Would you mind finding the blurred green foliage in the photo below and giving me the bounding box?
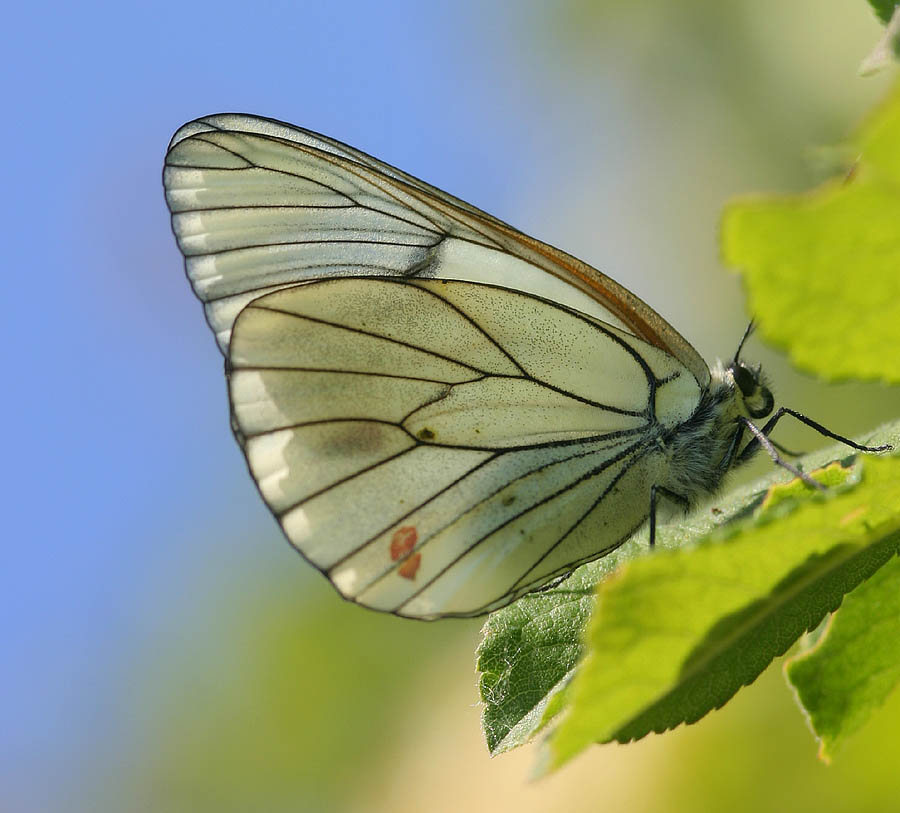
[722,82,900,384]
[131,575,474,812]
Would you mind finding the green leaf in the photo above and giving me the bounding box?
[868,0,899,25]
[721,81,900,385]
[785,550,900,761]
[476,568,594,755]
[541,450,900,774]
[478,422,900,760]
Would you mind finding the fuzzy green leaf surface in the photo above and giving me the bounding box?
[721,82,900,384]
[786,550,900,761]
[477,567,595,755]
[479,423,900,759]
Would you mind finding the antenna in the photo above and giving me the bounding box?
[733,320,756,363]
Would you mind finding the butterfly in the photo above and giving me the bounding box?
[163,114,889,620]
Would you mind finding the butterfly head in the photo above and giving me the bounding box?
[727,321,774,419]
[728,359,774,419]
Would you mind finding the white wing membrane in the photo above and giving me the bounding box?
[227,277,694,617]
[164,113,709,388]
[163,114,709,618]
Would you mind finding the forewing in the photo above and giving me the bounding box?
[227,277,697,618]
[164,113,708,386]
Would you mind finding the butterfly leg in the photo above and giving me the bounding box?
[768,438,805,457]
[738,416,826,490]
[741,407,891,459]
[737,408,891,486]
[648,485,690,548]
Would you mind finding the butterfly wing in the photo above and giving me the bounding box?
[164,113,709,389]
[163,114,708,618]
[229,277,701,618]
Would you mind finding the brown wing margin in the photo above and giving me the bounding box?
[459,222,711,389]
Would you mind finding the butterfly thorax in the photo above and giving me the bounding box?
[658,358,773,506]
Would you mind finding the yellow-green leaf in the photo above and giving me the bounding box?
[722,81,900,384]
[541,451,900,774]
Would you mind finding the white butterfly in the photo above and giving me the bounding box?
[163,114,888,619]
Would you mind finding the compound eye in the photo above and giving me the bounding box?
[748,385,775,419]
[732,363,756,396]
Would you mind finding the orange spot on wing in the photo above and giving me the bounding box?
[390,526,421,580]
[390,526,418,560]
[398,552,422,580]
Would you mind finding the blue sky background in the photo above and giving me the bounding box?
[4,2,897,811]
